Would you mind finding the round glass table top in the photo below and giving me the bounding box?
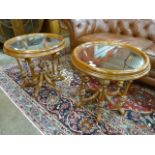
[3,33,66,58]
[78,43,144,70]
[71,41,150,80]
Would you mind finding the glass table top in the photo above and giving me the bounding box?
[7,33,64,52]
[77,43,145,70]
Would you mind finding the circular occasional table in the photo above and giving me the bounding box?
[71,41,150,120]
[3,33,66,97]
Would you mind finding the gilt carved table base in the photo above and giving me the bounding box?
[76,73,132,122]
[17,53,64,98]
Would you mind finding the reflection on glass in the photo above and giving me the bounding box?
[9,34,61,51]
[94,45,115,58]
[78,44,144,70]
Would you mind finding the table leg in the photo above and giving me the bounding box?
[20,58,38,88]
[16,58,26,77]
[34,72,43,98]
[51,54,56,80]
[44,73,60,93]
[33,60,61,98]
[76,73,86,108]
[117,80,132,115]
[77,74,100,107]
[25,58,36,79]
[96,80,110,121]
[56,52,64,81]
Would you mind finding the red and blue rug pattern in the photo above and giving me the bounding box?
[0,60,155,135]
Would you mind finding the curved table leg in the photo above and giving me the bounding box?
[118,80,132,115]
[16,58,26,77]
[34,73,43,98]
[96,80,110,122]
[76,73,101,108]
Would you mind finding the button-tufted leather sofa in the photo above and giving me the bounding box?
[62,19,155,88]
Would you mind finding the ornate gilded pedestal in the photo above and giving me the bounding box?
[3,33,66,97]
[71,41,150,121]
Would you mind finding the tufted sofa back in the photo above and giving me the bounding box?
[63,19,155,48]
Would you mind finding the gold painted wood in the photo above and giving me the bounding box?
[71,41,150,81]
[3,33,66,58]
[3,33,66,98]
[71,41,151,120]
[16,58,25,77]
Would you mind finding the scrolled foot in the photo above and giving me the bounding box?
[96,113,102,122]
[76,102,82,108]
[118,108,125,115]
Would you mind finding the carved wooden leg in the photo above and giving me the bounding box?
[44,73,60,93]
[76,73,86,108]
[117,80,132,115]
[56,52,64,81]
[51,54,56,80]
[96,80,110,122]
[34,73,43,98]
[26,58,35,79]
[21,58,38,88]
[16,58,26,77]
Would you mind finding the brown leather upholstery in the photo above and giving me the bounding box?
[77,33,153,50]
[63,19,155,88]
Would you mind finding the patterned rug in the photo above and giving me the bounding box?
[0,56,155,135]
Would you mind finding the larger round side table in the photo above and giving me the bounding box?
[71,41,150,120]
